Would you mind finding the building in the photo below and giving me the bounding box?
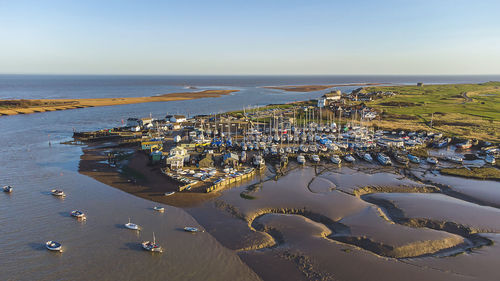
[126,118,140,127]
[323,90,341,101]
[222,152,239,167]
[165,114,187,123]
[140,118,154,127]
[317,98,326,108]
[141,140,163,152]
[198,153,214,168]
[165,146,188,169]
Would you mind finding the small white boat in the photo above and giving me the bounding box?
[184,226,203,233]
[2,185,13,193]
[51,189,66,197]
[446,155,463,164]
[344,154,356,163]
[46,241,62,252]
[142,232,163,253]
[164,191,175,196]
[485,154,496,165]
[153,206,165,212]
[330,155,341,164]
[71,210,86,220]
[125,218,140,230]
[311,155,320,163]
[297,155,306,165]
[427,157,439,165]
[363,153,373,162]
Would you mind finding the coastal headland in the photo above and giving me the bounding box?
[0,89,238,116]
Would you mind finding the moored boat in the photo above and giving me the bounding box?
[485,154,496,165]
[363,153,373,162]
[407,154,421,164]
[71,210,86,220]
[46,241,62,252]
[164,191,175,196]
[2,185,13,193]
[125,218,140,230]
[153,206,165,212]
[377,153,392,166]
[344,154,355,163]
[330,155,341,165]
[311,154,320,163]
[426,157,439,165]
[51,189,66,197]
[142,232,163,253]
[184,226,203,233]
[297,155,306,165]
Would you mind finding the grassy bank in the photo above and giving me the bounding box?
[362,82,500,142]
[440,167,500,181]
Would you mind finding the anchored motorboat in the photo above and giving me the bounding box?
[46,241,62,252]
[184,227,203,233]
[142,232,163,253]
[51,189,66,197]
[153,206,165,212]
[71,210,86,220]
[2,185,13,193]
[125,218,140,230]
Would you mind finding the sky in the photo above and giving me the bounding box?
[1,0,499,75]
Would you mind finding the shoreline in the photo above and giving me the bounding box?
[0,89,238,116]
[262,83,385,92]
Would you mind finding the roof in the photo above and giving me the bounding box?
[223,152,239,160]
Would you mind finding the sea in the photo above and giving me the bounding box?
[0,75,499,281]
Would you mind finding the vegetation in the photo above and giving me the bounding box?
[440,167,500,181]
[362,82,500,142]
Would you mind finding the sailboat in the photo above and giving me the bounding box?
[125,218,140,230]
[142,232,163,252]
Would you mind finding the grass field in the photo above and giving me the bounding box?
[362,82,500,142]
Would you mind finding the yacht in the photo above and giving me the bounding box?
[297,155,306,165]
[311,155,320,163]
[377,153,392,166]
[344,154,356,163]
[330,155,341,165]
[142,232,163,253]
[363,153,373,162]
[125,218,140,230]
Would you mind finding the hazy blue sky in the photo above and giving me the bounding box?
[1,0,499,75]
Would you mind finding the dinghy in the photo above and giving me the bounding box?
[51,189,66,197]
[46,241,62,252]
[153,206,165,212]
[71,210,86,220]
[184,227,203,233]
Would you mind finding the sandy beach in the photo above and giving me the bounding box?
[263,83,384,92]
[0,89,238,116]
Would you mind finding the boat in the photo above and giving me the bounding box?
[297,155,306,165]
[253,155,265,167]
[153,206,165,212]
[142,232,163,253]
[485,154,496,165]
[164,191,175,196]
[426,157,439,165]
[184,227,203,233]
[71,210,86,220]
[363,153,373,162]
[45,241,62,252]
[446,155,463,164]
[2,185,13,193]
[330,155,341,164]
[407,154,421,164]
[456,140,472,150]
[125,218,140,230]
[311,155,320,163]
[51,189,66,197]
[344,154,355,163]
[394,154,409,165]
[377,153,392,166]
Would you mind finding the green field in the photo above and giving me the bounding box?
[362,82,500,142]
